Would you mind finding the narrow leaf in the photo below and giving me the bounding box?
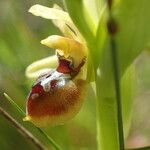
[4,93,62,150]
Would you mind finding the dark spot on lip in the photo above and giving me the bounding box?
[50,80,58,90]
[46,74,52,78]
[45,70,55,78]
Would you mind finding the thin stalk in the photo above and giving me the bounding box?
[107,0,125,149]
[36,128,62,150]
[0,107,47,150]
[110,37,125,150]
[4,93,62,150]
[4,93,25,115]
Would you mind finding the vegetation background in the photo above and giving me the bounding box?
[0,0,149,150]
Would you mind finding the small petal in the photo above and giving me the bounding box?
[26,55,58,79]
[41,35,87,68]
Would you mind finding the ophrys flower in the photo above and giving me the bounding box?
[24,4,88,127]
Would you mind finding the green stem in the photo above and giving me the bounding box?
[95,37,121,150]
[95,48,136,150]
[110,37,125,150]
[95,18,124,149]
[106,0,125,149]
[95,78,120,150]
[95,16,124,150]
[4,93,62,150]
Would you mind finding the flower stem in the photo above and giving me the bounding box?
[107,0,125,149]
[110,36,125,150]
[95,2,125,150]
[4,93,62,150]
[0,107,47,150]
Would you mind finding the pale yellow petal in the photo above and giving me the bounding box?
[29,4,70,21]
[28,4,81,40]
[29,5,72,28]
[26,55,58,79]
[52,4,78,40]
[53,19,78,40]
[41,35,87,68]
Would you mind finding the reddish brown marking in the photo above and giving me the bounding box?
[27,80,86,117]
[57,58,85,77]
[56,59,73,74]
[27,83,45,114]
[32,84,43,94]
[26,53,86,118]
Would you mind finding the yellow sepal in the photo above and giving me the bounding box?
[41,35,87,68]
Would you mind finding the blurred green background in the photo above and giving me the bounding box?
[0,0,149,150]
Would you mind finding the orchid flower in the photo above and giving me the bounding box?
[24,4,88,127]
[23,1,150,150]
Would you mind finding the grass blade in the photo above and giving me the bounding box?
[0,107,47,150]
[4,93,62,150]
[4,93,25,115]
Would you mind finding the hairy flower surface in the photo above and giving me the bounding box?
[24,4,88,127]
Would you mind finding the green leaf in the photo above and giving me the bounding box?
[115,0,150,74]
[4,93,25,116]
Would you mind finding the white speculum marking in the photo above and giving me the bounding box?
[40,70,71,92]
